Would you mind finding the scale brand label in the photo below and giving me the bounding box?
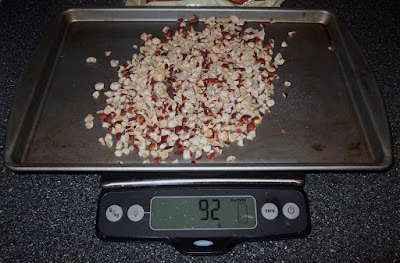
[193,240,214,247]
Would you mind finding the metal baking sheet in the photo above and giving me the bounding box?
[4,8,392,172]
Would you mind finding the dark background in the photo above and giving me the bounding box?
[0,0,399,262]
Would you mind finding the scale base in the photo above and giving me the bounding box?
[97,172,309,255]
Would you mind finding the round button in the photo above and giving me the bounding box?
[261,203,279,220]
[127,204,145,222]
[105,205,123,222]
[282,202,300,219]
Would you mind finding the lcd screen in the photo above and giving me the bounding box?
[150,196,257,230]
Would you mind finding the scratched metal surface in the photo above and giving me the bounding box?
[4,9,392,171]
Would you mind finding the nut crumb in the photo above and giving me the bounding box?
[85,121,94,129]
[226,156,236,162]
[110,82,120,90]
[84,114,94,122]
[288,31,296,37]
[284,81,291,87]
[105,51,112,57]
[183,150,191,160]
[266,99,275,107]
[95,82,104,91]
[92,91,100,99]
[110,59,119,67]
[281,41,288,48]
[86,57,97,63]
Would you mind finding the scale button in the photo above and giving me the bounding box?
[282,202,300,219]
[105,205,123,222]
[127,204,145,222]
[261,203,279,220]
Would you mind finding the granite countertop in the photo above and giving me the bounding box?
[0,0,399,262]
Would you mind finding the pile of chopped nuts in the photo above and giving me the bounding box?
[85,15,287,164]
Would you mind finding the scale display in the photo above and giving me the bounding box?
[150,196,257,230]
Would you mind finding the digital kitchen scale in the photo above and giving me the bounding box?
[4,8,392,257]
[96,172,310,255]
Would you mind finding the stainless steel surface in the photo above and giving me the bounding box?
[102,178,304,188]
[4,8,392,172]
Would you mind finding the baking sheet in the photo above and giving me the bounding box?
[4,8,392,171]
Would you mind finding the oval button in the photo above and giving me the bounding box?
[193,240,214,247]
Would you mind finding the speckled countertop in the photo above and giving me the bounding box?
[0,0,399,262]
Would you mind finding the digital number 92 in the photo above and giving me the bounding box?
[199,199,220,220]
